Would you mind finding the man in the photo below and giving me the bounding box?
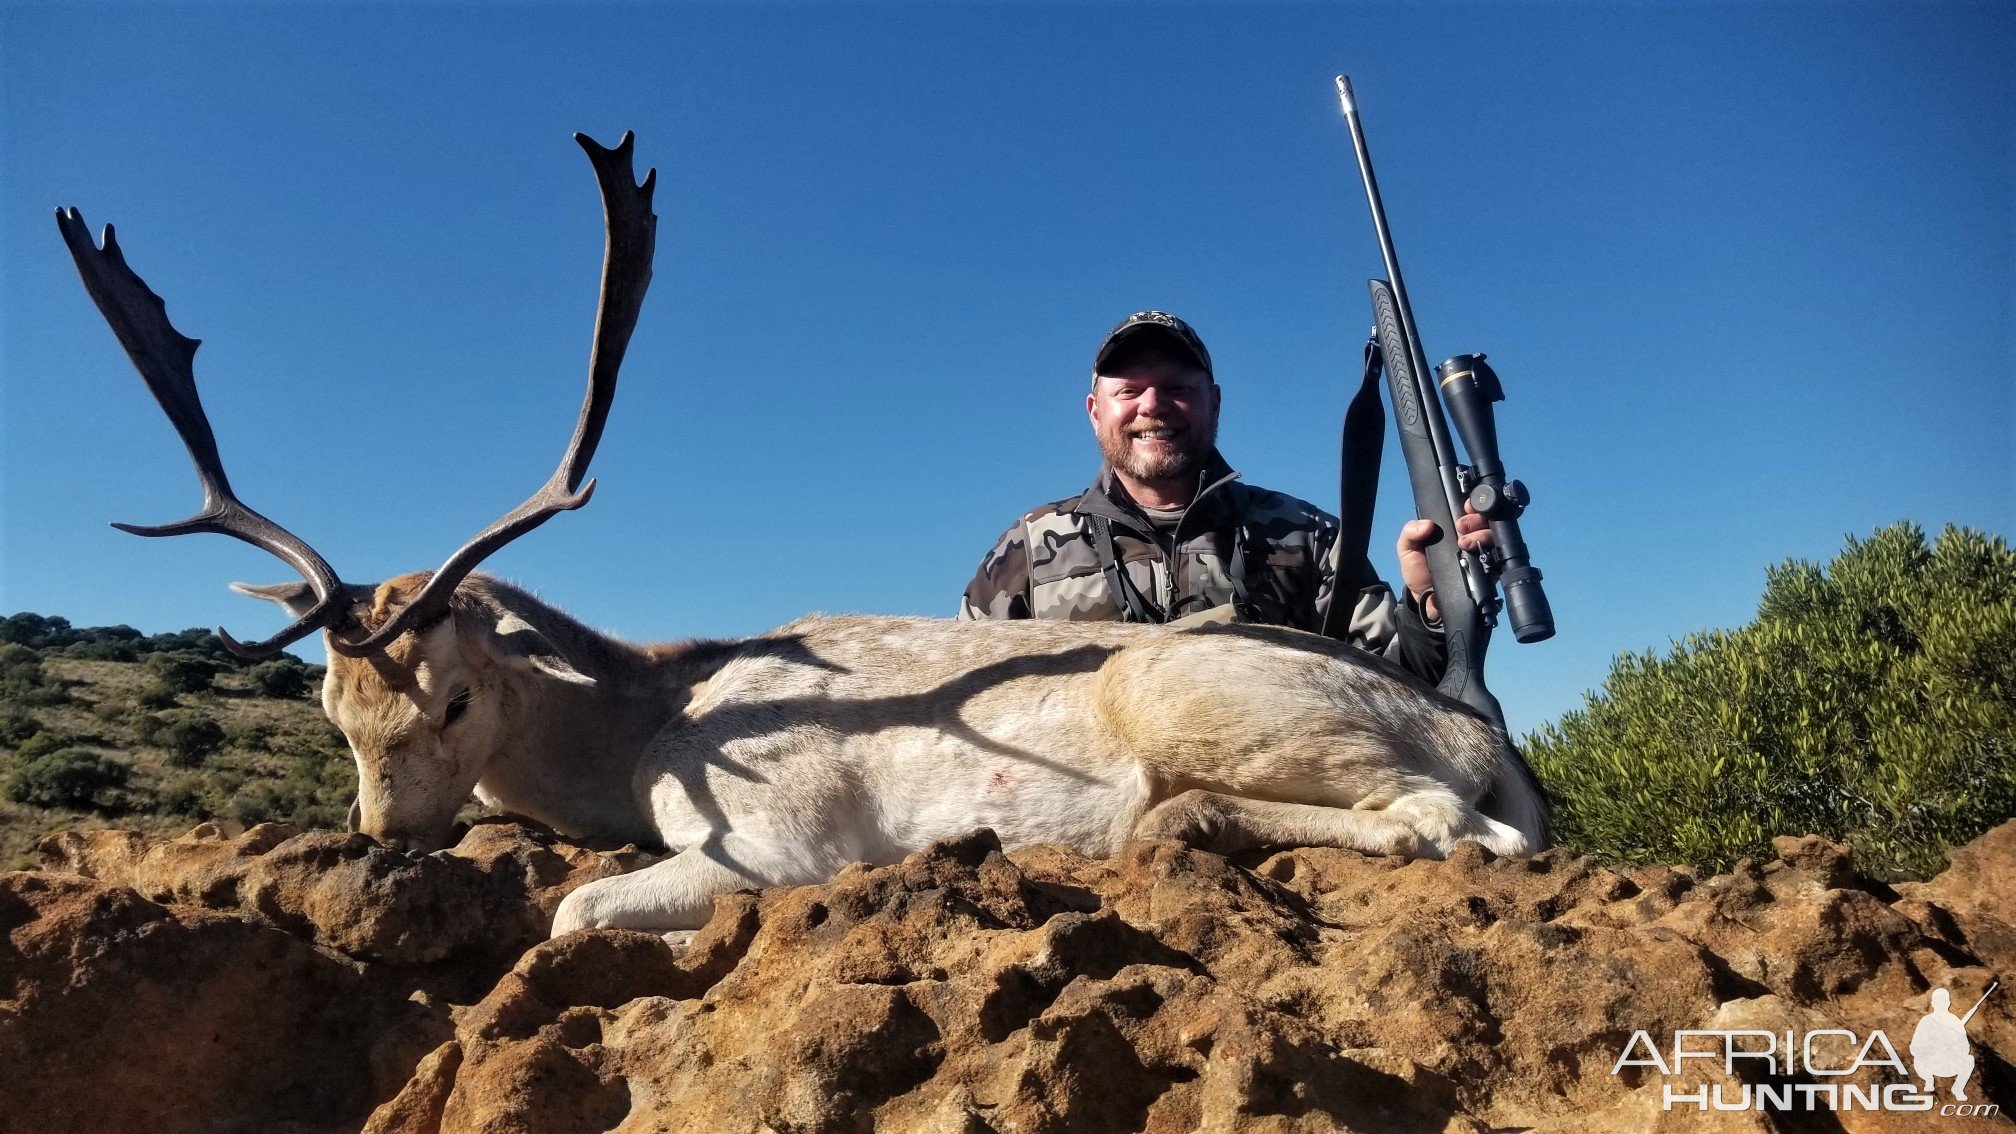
[958,310,1489,686]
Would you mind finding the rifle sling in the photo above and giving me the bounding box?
[1321,337,1388,639]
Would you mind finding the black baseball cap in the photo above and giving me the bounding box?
[1093,310,1214,379]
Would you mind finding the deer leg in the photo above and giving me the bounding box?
[1133,788,1504,859]
[551,839,777,936]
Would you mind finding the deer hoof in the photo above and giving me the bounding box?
[1134,790,1231,849]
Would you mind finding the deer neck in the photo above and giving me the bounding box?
[471,628,692,849]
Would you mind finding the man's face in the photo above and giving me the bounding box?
[1087,349,1220,484]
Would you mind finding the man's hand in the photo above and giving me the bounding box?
[1397,504,1492,624]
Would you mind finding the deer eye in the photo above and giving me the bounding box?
[443,688,473,727]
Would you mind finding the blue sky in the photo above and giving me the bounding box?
[3,2,2010,737]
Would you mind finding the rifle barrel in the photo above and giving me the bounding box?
[1961,982,1998,1025]
[1335,77,1433,404]
[1336,76,1486,609]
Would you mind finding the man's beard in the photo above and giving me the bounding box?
[1099,417,1216,483]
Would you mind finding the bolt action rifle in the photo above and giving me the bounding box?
[1325,76,1554,731]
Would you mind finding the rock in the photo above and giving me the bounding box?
[0,870,398,1133]
[7,818,650,1134]
[35,818,634,967]
[1769,833,1862,890]
[1897,820,2016,976]
[7,819,2016,1133]
[363,1041,463,1134]
[359,826,2016,1133]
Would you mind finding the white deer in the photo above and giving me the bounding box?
[60,133,1548,937]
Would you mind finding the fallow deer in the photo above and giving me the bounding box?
[59,133,1548,936]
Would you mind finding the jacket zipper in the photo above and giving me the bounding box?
[1158,469,1241,617]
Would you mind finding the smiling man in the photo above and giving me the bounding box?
[959,310,1486,685]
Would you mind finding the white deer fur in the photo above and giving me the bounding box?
[239,572,1547,936]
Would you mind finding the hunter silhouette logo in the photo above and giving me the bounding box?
[1611,982,2000,1117]
[1911,983,1996,1103]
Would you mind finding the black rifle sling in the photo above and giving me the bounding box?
[1320,337,1390,639]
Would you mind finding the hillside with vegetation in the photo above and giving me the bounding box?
[0,613,354,869]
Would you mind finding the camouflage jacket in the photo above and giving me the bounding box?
[958,452,1449,685]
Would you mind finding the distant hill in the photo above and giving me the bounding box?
[0,612,355,869]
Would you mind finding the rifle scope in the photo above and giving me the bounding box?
[1436,353,1553,643]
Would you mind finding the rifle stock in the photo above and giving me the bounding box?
[1369,281,1500,722]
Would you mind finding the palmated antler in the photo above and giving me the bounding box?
[59,131,658,659]
[331,133,657,656]
[56,208,351,657]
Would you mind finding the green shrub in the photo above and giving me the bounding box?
[59,639,139,662]
[14,731,69,761]
[141,627,246,667]
[226,785,277,827]
[248,659,311,700]
[0,614,70,649]
[0,643,43,684]
[0,707,39,745]
[5,748,129,811]
[137,685,179,710]
[227,773,347,830]
[1528,523,2016,880]
[146,651,220,695]
[0,643,63,705]
[225,720,275,751]
[157,774,212,819]
[155,710,226,768]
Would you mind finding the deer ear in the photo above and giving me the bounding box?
[231,581,321,618]
[488,611,597,687]
[231,581,376,620]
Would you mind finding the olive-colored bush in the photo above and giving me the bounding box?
[226,774,348,830]
[0,643,43,685]
[5,748,130,812]
[57,638,139,662]
[154,711,227,768]
[224,719,275,751]
[1528,522,2015,880]
[13,731,71,762]
[0,643,64,705]
[247,659,311,700]
[145,651,220,695]
[136,686,179,710]
[0,708,40,745]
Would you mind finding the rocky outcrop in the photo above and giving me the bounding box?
[3,819,654,1132]
[35,819,649,969]
[3,819,2012,1133]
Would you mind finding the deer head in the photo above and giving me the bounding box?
[235,574,596,850]
[60,133,656,851]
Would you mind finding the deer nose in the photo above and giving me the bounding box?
[370,830,421,854]
[366,824,453,856]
